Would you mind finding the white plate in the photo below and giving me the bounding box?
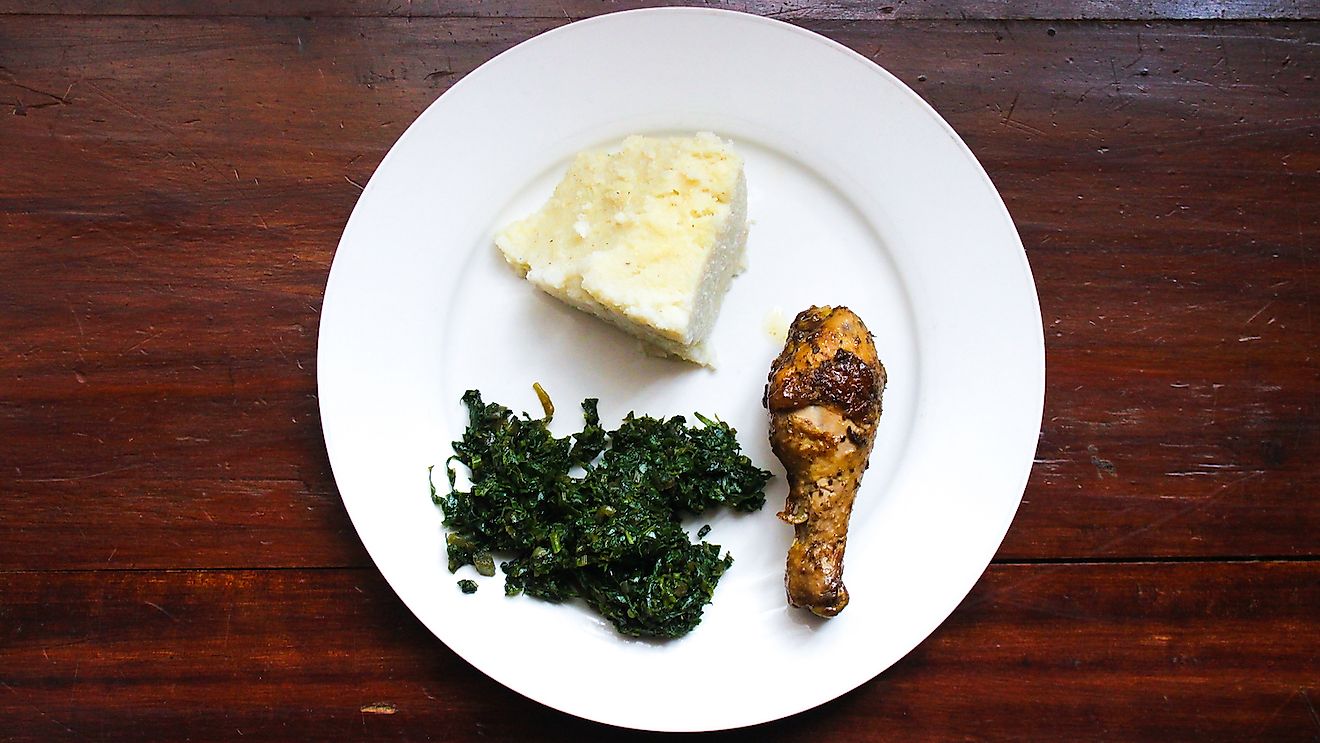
[318,8,1043,732]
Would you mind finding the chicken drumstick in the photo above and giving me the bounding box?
[764,306,886,617]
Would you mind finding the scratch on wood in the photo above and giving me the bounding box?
[1245,301,1273,325]
[15,463,146,483]
[999,92,1046,136]
[0,71,73,104]
[1253,687,1320,740]
[86,80,228,178]
[0,679,78,734]
[1004,117,1047,136]
[1100,470,1265,554]
[123,330,163,354]
[144,601,178,622]
[360,703,397,715]
[270,333,291,364]
[1302,687,1320,734]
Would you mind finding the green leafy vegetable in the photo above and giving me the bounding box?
[433,388,771,638]
[457,579,478,594]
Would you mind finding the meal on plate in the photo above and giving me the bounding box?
[495,132,749,365]
[765,306,886,617]
[432,388,771,638]
[454,133,884,626]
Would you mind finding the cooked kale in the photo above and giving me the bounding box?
[457,579,478,594]
[433,388,771,638]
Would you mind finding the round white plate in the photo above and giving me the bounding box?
[318,8,1043,732]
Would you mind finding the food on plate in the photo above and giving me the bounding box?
[433,388,771,638]
[764,306,886,617]
[495,132,749,365]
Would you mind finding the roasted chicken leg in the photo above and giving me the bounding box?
[764,306,885,617]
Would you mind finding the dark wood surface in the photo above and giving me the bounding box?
[2,2,1317,739]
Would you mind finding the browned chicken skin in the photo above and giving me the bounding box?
[764,306,886,617]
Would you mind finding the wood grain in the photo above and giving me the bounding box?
[1,4,1317,738]
[1,562,1316,741]
[1,1,1316,20]
[1,481,367,571]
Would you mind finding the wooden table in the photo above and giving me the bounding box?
[2,1,1317,739]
